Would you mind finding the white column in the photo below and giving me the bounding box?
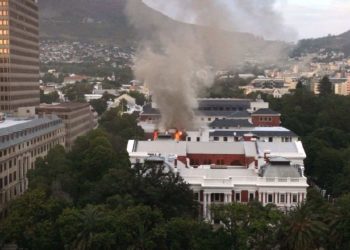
[274,193,277,205]
[203,193,207,219]
[207,193,212,221]
[224,193,228,203]
[227,193,232,203]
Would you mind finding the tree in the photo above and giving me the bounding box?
[58,205,115,250]
[328,194,350,249]
[318,75,333,96]
[279,204,328,250]
[62,82,93,102]
[0,189,67,250]
[211,201,283,250]
[90,98,107,115]
[40,90,59,104]
[28,145,75,201]
[129,91,146,106]
[296,80,303,89]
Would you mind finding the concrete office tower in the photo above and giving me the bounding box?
[0,0,39,112]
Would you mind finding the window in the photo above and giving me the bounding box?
[196,137,200,142]
[214,193,220,201]
[208,118,212,121]
[249,193,254,201]
[235,193,240,202]
[268,137,273,142]
[187,137,191,141]
[223,137,228,142]
[194,193,199,201]
[280,194,285,203]
[292,194,298,203]
[213,137,219,141]
[268,194,273,203]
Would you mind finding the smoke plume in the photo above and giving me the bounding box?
[125,0,294,129]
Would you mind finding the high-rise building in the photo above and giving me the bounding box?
[0,0,39,113]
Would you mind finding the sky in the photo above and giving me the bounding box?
[142,0,350,41]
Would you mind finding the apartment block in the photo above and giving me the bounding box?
[0,113,65,212]
[36,102,96,150]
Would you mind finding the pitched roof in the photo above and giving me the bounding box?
[252,108,280,116]
[209,119,253,128]
[209,128,297,137]
[262,164,301,178]
[197,98,251,109]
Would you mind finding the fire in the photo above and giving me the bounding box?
[174,130,183,142]
[153,130,158,140]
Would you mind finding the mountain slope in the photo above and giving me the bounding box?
[291,30,350,57]
[38,0,291,64]
[39,0,134,44]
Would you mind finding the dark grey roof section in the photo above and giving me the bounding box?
[142,104,160,115]
[269,157,291,165]
[261,164,302,178]
[209,119,253,128]
[196,110,251,117]
[252,108,280,115]
[230,111,251,118]
[209,130,297,137]
[198,98,251,109]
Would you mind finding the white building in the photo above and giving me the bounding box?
[127,139,308,219]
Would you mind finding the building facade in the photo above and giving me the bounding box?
[36,102,96,150]
[0,114,65,213]
[0,0,40,112]
[127,139,308,219]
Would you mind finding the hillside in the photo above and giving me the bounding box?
[291,30,350,58]
[39,0,134,45]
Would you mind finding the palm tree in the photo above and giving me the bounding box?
[279,204,328,250]
[72,205,105,250]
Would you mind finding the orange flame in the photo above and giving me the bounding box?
[174,130,183,142]
[153,130,158,140]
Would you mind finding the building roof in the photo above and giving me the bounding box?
[209,127,297,137]
[252,108,280,116]
[262,164,301,178]
[0,115,64,150]
[187,142,245,155]
[195,110,251,118]
[197,98,251,109]
[37,102,90,112]
[133,140,187,156]
[128,140,257,157]
[209,119,253,128]
[257,141,306,158]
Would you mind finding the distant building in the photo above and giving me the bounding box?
[139,98,270,135]
[333,77,350,96]
[84,94,103,102]
[0,114,65,213]
[36,103,96,150]
[63,75,88,85]
[0,0,40,112]
[251,108,281,127]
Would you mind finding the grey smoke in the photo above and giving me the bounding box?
[125,0,294,129]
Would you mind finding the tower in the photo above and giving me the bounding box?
[0,0,39,113]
